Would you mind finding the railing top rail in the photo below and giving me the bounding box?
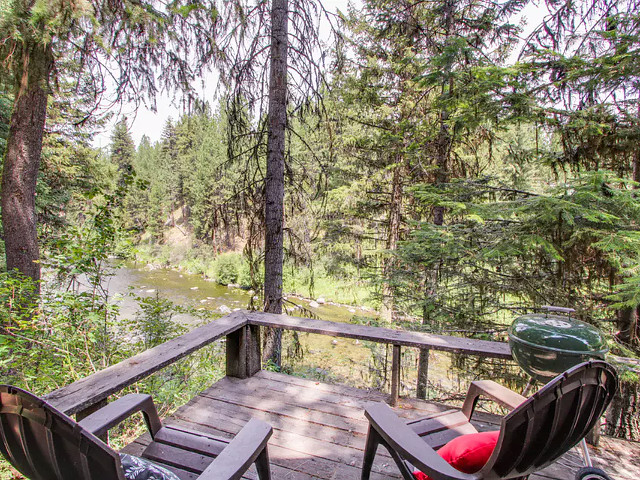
[246,312,512,359]
[45,311,247,415]
[45,310,513,416]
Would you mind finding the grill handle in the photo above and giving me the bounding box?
[541,305,576,314]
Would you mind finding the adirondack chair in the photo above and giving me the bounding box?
[0,385,272,480]
[361,360,618,480]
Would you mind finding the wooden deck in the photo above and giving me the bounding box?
[122,371,640,480]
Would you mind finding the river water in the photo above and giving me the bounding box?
[106,261,373,325]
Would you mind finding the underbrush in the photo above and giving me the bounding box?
[133,244,253,286]
[283,265,373,307]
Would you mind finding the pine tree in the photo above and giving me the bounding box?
[0,0,220,285]
[214,0,337,365]
[336,0,527,396]
[516,0,640,347]
[110,117,135,173]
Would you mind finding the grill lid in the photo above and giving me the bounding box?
[508,313,608,355]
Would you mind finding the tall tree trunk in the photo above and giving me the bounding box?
[417,0,454,398]
[606,365,640,441]
[2,41,52,293]
[263,0,288,366]
[381,154,404,323]
[617,306,638,347]
[418,107,452,398]
[416,268,432,399]
[417,138,450,397]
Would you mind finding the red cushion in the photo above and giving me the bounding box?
[413,430,499,480]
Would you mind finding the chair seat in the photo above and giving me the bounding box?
[142,425,235,478]
[408,409,479,450]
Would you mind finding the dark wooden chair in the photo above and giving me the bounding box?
[361,360,618,480]
[0,385,273,480]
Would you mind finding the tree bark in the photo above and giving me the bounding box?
[606,371,640,441]
[633,147,640,185]
[418,0,454,398]
[616,306,638,347]
[381,154,404,323]
[416,285,430,398]
[615,149,640,347]
[418,113,451,397]
[262,0,288,366]
[2,41,52,291]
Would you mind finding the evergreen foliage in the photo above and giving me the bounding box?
[0,0,222,285]
[3,1,640,464]
[111,117,136,172]
[98,0,640,355]
[394,172,640,334]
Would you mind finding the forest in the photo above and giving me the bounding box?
[1,0,640,474]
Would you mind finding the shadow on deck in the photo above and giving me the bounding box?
[122,371,640,480]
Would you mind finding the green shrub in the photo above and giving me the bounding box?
[181,256,207,274]
[133,292,187,348]
[212,252,243,285]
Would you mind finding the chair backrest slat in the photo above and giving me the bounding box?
[17,408,44,479]
[44,428,65,480]
[530,384,564,467]
[517,400,554,472]
[482,360,617,479]
[1,398,39,479]
[506,407,536,475]
[0,385,125,480]
[556,381,590,456]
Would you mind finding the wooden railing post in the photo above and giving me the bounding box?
[226,324,262,379]
[247,324,262,376]
[390,345,401,407]
[417,348,429,399]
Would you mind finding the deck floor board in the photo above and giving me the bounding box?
[125,371,639,480]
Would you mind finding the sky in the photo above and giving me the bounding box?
[92,76,215,149]
[92,0,548,151]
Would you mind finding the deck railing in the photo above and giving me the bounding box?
[246,312,512,406]
[45,310,513,419]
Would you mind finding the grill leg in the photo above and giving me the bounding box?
[521,378,536,396]
[578,438,593,467]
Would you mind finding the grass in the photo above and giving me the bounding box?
[283,265,374,307]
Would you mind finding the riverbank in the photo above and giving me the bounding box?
[131,241,378,311]
[111,259,381,329]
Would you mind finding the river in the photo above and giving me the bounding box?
[105,261,374,325]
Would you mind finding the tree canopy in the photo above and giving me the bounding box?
[1,0,640,445]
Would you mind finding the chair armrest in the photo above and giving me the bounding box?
[461,380,526,419]
[365,403,478,480]
[77,394,162,439]
[197,418,273,480]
